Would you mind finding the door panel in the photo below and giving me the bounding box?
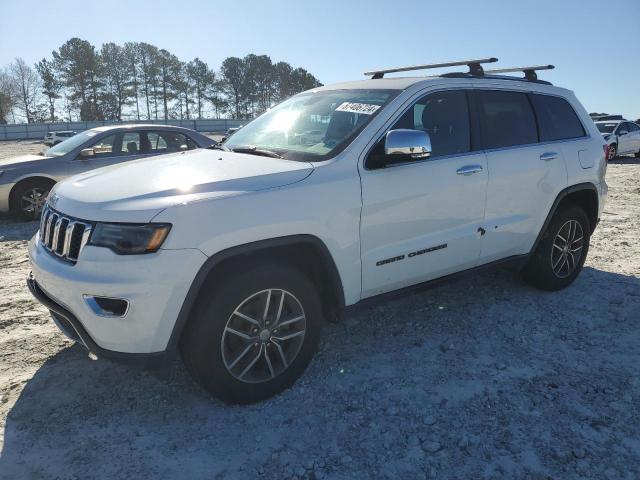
[360,153,488,297]
[480,144,566,261]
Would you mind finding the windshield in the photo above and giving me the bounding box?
[596,123,617,134]
[224,89,399,161]
[44,130,99,157]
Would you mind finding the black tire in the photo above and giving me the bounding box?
[608,143,617,161]
[10,178,53,221]
[635,148,640,159]
[181,263,324,404]
[521,205,590,291]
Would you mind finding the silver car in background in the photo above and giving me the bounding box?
[0,124,215,219]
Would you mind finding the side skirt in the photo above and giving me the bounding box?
[342,254,529,316]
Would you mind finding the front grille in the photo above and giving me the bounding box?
[39,205,92,263]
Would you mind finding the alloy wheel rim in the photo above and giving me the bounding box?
[21,188,49,218]
[551,220,584,278]
[609,145,616,160]
[221,288,306,383]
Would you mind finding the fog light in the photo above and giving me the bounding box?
[84,295,129,317]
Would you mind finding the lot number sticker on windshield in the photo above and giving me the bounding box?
[335,102,381,115]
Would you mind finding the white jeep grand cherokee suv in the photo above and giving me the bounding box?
[27,59,608,404]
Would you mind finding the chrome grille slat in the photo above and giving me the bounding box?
[51,217,63,252]
[62,222,75,257]
[38,205,93,264]
[44,213,54,245]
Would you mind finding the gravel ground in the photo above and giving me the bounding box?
[0,140,639,479]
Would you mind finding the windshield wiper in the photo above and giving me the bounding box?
[230,145,283,159]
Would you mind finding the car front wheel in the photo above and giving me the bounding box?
[608,143,617,161]
[181,263,324,404]
[10,179,52,220]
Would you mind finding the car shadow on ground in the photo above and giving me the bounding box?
[0,216,39,242]
[2,263,640,478]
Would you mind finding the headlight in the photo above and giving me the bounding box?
[89,223,171,255]
[604,134,611,141]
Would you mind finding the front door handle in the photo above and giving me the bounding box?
[540,152,558,161]
[456,164,483,176]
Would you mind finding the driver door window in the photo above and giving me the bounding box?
[394,90,471,157]
[367,90,471,168]
[90,134,117,157]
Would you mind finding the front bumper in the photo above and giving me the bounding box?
[28,233,207,356]
[27,274,172,366]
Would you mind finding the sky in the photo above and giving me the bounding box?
[2,0,639,119]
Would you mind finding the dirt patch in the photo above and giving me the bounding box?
[0,141,639,479]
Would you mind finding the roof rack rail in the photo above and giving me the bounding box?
[483,65,555,82]
[364,57,498,79]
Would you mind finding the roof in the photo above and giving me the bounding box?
[312,74,568,95]
[90,124,191,132]
[314,77,431,91]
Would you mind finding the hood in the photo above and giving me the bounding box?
[0,154,52,168]
[50,148,314,222]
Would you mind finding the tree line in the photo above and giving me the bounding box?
[0,37,322,124]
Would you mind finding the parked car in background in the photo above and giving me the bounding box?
[44,130,77,146]
[0,124,215,219]
[595,120,640,160]
[26,59,607,404]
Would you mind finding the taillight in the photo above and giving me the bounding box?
[603,144,610,161]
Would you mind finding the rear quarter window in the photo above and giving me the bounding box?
[530,94,585,141]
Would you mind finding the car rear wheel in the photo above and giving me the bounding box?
[181,263,324,404]
[10,179,52,220]
[521,205,590,291]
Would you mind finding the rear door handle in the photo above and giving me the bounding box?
[456,164,483,176]
[540,152,558,161]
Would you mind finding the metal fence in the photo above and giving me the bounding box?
[0,118,247,141]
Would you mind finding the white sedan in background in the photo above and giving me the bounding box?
[595,120,640,160]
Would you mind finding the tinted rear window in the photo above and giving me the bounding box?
[477,90,538,149]
[596,123,617,134]
[531,94,585,141]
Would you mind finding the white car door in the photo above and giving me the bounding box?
[476,90,569,262]
[359,89,488,298]
[626,122,640,153]
[616,123,633,154]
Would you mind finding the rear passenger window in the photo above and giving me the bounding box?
[477,90,538,149]
[147,131,194,153]
[531,94,585,141]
